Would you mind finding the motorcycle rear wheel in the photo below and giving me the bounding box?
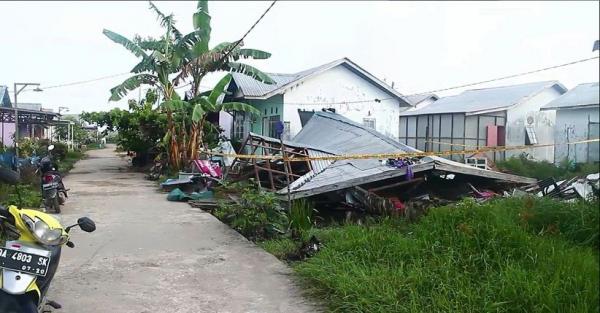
[53,197,61,214]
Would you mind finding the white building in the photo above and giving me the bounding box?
[398,81,568,163]
[541,82,599,164]
[222,58,412,141]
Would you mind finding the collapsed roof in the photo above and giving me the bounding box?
[275,112,535,199]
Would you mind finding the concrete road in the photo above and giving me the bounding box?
[50,145,316,313]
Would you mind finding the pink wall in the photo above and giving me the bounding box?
[1,122,15,147]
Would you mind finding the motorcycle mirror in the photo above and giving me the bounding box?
[77,217,96,233]
[48,145,55,151]
[0,167,21,185]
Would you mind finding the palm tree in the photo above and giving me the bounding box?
[104,0,273,169]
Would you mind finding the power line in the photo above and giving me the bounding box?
[406,56,599,97]
[214,0,277,71]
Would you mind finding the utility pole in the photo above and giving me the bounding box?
[13,82,41,161]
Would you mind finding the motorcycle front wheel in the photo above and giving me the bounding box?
[0,291,38,313]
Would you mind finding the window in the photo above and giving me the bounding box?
[525,126,538,145]
[268,115,281,138]
[363,118,376,129]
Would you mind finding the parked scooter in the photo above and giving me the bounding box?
[0,166,96,313]
[37,145,68,214]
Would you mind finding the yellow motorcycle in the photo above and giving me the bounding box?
[0,167,96,313]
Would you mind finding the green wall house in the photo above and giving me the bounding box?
[223,58,411,142]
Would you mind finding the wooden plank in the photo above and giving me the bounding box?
[255,164,302,178]
[368,177,424,193]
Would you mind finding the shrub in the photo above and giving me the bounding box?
[213,187,288,241]
[497,153,599,180]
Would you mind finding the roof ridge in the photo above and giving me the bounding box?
[466,80,558,92]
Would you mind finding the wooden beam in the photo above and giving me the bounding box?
[254,164,302,178]
[368,177,424,193]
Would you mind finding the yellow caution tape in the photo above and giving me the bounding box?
[207,138,600,162]
[425,140,479,148]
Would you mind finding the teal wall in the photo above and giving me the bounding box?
[248,95,284,136]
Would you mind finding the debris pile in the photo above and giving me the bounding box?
[515,173,599,201]
[223,112,536,218]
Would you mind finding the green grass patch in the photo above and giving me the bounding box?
[496,154,599,180]
[293,198,599,313]
[259,238,300,259]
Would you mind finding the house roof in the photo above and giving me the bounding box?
[231,57,411,106]
[405,93,438,106]
[16,103,42,111]
[280,112,535,199]
[400,81,567,116]
[0,86,11,107]
[541,82,599,111]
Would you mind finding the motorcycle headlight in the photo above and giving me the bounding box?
[21,215,67,246]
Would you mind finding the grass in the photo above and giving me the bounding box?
[1,149,86,209]
[259,238,300,259]
[496,154,599,180]
[57,150,84,173]
[285,197,599,313]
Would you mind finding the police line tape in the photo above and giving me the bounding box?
[206,138,600,162]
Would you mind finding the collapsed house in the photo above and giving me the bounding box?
[229,112,536,216]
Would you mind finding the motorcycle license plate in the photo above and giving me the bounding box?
[42,183,58,190]
[0,247,51,277]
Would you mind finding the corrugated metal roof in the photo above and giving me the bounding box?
[231,72,298,98]
[277,111,535,198]
[16,103,42,111]
[541,82,599,110]
[293,111,419,154]
[230,58,410,105]
[400,81,566,116]
[405,93,438,106]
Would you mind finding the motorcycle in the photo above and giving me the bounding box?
[0,166,96,313]
[37,146,68,214]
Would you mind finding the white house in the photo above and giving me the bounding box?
[541,82,599,163]
[222,58,412,141]
[399,81,567,163]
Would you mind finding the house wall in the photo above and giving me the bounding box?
[249,95,284,137]
[553,107,600,163]
[505,86,563,162]
[282,65,405,140]
[399,111,506,162]
[1,122,15,147]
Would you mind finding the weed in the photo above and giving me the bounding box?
[213,187,288,241]
[288,199,315,238]
[293,198,599,313]
[496,153,599,180]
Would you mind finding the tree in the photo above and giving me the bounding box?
[81,89,167,165]
[55,116,95,146]
[103,0,272,170]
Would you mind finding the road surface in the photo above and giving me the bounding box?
[50,145,316,313]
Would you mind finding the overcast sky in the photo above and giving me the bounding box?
[0,1,598,114]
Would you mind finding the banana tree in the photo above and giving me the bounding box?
[103,2,208,170]
[176,0,275,98]
[104,0,273,170]
[189,74,260,160]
